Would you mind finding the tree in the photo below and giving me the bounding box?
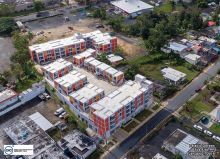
[0,17,15,34]
[107,16,124,32]
[33,0,44,12]
[0,4,15,16]
[11,63,24,81]
[217,69,220,75]
[124,65,139,80]
[11,32,31,67]
[93,8,106,20]
[96,54,109,64]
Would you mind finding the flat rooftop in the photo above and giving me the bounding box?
[168,42,188,52]
[161,67,186,82]
[111,0,154,14]
[73,48,95,60]
[185,54,201,61]
[58,130,96,156]
[34,144,68,159]
[4,115,64,159]
[69,84,104,104]
[55,70,87,88]
[42,58,73,74]
[29,36,85,53]
[0,88,17,104]
[163,129,209,158]
[82,30,115,45]
[91,80,150,119]
[107,54,123,63]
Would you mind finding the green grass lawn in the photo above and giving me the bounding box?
[181,89,216,121]
[15,77,42,93]
[155,3,173,13]
[135,109,153,122]
[210,123,220,136]
[123,120,139,133]
[173,65,199,81]
[128,52,199,82]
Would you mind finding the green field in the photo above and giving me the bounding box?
[210,123,220,136]
[128,52,199,82]
[181,89,216,121]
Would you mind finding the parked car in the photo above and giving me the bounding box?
[212,135,220,142]
[59,112,67,118]
[193,124,203,131]
[54,108,65,116]
[43,92,50,100]
[38,94,45,100]
[96,24,104,28]
[203,130,213,136]
[195,87,201,92]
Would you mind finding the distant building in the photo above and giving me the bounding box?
[0,82,45,116]
[110,0,154,18]
[161,67,186,85]
[162,129,211,159]
[4,115,67,159]
[57,130,96,159]
[168,42,188,54]
[0,88,19,111]
[107,54,123,66]
[90,74,153,138]
[29,30,117,64]
[152,153,168,159]
[42,58,73,81]
[184,54,201,65]
[173,0,192,3]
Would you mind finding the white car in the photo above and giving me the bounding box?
[54,108,65,116]
[212,135,220,142]
[203,130,212,136]
[43,92,50,100]
[38,94,45,100]
[59,112,66,118]
[193,124,203,131]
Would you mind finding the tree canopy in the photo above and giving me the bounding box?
[0,17,15,34]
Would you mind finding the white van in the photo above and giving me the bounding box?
[212,135,220,142]
[203,130,212,136]
[193,124,203,131]
[54,108,65,116]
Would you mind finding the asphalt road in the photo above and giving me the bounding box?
[103,59,220,159]
[103,109,171,159]
[166,60,220,111]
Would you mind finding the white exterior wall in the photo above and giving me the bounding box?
[0,82,45,116]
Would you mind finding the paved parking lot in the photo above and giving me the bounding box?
[0,98,60,149]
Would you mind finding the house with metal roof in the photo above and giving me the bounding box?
[162,129,211,159]
[111,0,154,18]
[161,67,186,85]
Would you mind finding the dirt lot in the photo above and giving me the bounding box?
[26,13,145,60]
[0,37,15,73]
[0,98,60,149]
[27,14,102,44]
[117,37,147,59]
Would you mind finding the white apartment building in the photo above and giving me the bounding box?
[90,74,153,138]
